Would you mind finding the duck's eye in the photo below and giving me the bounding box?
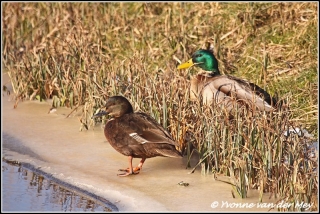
[195,54,203,58]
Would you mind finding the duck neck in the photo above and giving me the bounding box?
[208,68,221,77]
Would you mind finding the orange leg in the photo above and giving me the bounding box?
[118,157,146,176]
[137,158,146,170]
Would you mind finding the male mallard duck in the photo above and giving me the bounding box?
[92,96,182,176]
[177,49,278,112]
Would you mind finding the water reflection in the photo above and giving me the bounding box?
[2,161,112,212]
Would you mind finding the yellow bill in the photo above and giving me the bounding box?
[177,58,194,69]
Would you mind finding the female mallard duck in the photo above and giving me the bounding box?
[92,96,182,177]
[177,49,278,112]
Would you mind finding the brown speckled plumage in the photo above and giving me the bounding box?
[93,96,182,176]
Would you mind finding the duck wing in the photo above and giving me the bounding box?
[228,75,277,105]
[119,112,179,147]
[205,75,275,111]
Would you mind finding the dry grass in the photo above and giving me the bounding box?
[2,2,318,211]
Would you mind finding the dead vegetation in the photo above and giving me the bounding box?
[2,2,318,211]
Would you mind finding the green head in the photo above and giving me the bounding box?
[177,49,220,74]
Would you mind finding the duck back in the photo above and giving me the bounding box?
[190,73,277,111]
[104,113,182,159]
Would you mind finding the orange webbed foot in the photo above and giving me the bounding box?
[117,170,140,176]
[118,167,141,173]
